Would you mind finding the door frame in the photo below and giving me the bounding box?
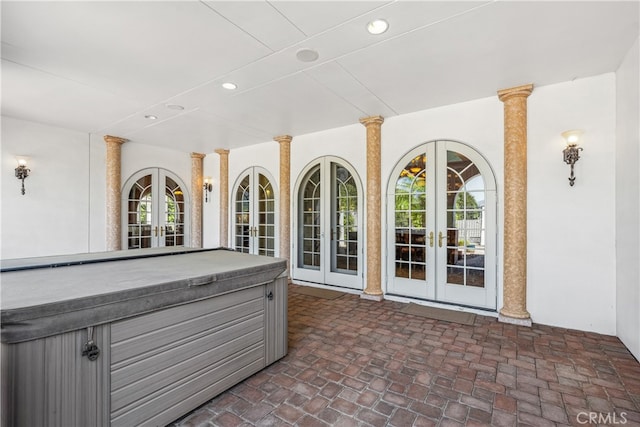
[385,140,498,310]
[121,167,190,249]
[230,166,279,257]
[292,156,364,289]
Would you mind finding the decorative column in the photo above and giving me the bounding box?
[215,149,230,248]
[190,153,206,248]
[498,83,534,326]
[104,135,128,251]
[274,135,292,276]
[360,116,385,300]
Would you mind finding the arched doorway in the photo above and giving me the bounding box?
[387,141,497,309]
[121,168,190,249]
[293,157,363,290]
[231,167,278,257]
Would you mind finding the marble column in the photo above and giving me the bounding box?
[190,153,206,248]
[360,116,385,300]
[104,135,128,251]
[215,149,230,248]
[274,135,292,276]
[497,83,534,326]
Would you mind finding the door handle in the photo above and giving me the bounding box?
[160,226,165,236]
[439,231,445,248]
[429,231,434,247]
[154,226,158,237]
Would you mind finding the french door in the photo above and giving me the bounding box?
[293,157,362,289]
[387,141,496,309]
[232,167,277,257]
[122,168,189,249]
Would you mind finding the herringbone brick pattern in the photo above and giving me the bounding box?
[172,284,640,426]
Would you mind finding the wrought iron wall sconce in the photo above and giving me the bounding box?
[562,130,583,187]
[203,177,213,202]
[14,157,30,195]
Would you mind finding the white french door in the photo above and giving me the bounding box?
[122,168,189,249]
[232,167,277,257]
[387,141,496,309]
[293,158,362,289]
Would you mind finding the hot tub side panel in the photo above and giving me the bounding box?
[2,326,111,427]
[110,285,268,427]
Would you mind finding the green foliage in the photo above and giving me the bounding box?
[455,192,480,220]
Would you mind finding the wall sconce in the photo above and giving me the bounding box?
[562,130,583,187]
[203,176,213,202]
[15,157,30,195]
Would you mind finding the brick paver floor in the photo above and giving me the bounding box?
[171,284,640,426]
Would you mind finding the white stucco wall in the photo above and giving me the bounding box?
[1,73,620,336]
[1,117,93,258]
[1,117,194,259]
[528,75,617,335]
[615,37,640,360]
[202,153,221,248]
[221,75,618,335]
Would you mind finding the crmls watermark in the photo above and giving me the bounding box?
[576,412,628,425]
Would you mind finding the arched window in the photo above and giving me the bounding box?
[122,168,190,249]
[387,141,497,309]
[293,157,363,290]
[231,167,278,256]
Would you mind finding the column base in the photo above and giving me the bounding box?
[361,292,384,302]
[498,313,532,327]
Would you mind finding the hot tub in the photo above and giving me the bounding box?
[1,248,288,427]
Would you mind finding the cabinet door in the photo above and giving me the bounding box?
[110,287,265,427]
[264,276,288,366]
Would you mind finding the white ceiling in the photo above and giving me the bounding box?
[2,1,638,153]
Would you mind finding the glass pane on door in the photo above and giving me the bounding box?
[164,177,185,247]
[127,175,153,249]
[257,174,276,257]
[394,154,427,280]
[300,166,321,269]
[333,165,358,274]
[235,175,251,253]
[446,151,486,288]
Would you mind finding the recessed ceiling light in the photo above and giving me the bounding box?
[145,115,158,120]
[222,82,237,90]
[367,19,389,35]
[166,104,184,111]
[296,48,319,63]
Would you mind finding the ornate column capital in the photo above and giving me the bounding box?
[103,135,128,145]
[214,149,230,156]
[497,84,534,102]
[190,152,206,160]
[359,116,385,127]
[273,135,293,145]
